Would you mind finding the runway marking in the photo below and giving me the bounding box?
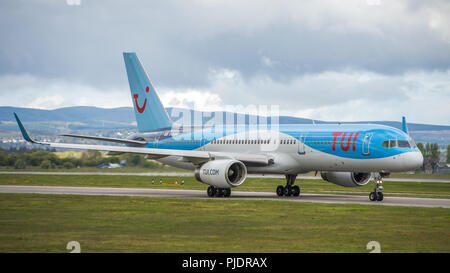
[0,185,449,208]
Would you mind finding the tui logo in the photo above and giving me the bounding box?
[133,86,149,113]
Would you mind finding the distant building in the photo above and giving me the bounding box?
[434,163,450,174]
[97,159,127,169]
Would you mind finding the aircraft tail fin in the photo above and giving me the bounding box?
[123,52,173,132]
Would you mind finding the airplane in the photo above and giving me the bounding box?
[14,52,424,201]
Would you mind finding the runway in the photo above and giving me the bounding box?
[1,185,449,208]
[1,171,449,183]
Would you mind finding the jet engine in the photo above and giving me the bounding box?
[320,172,371,187]
[195,159,247,188]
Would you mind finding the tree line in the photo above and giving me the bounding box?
[416,143,449,173]
[1,144,449,172]
[0,147,165,170]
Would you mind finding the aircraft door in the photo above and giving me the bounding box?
[362,133,373,156]
[298,136,306,155]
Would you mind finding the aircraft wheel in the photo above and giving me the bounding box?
[215,188,224,197]
[292,185,300,197]
[276,185,284,196]
[369,192,377,201]
[377,192,384,201]
[284,185,292,196]
[223,188,231,197]
[207,186,216,197]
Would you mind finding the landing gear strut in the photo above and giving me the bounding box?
[276,174,300,197]
[369,173,384,201]
[207,186,231,198]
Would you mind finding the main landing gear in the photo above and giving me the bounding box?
[369,173,384,201]
[276,174,300,197]
[207,186,231,198]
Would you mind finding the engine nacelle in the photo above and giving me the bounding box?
[195,159,247,188]
[321,172,371,187]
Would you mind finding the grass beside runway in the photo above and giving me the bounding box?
[0,193,448,253]
[0,174,449,198]
[1,168,449,180]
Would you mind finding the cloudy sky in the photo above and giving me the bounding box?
[0,0,449,124]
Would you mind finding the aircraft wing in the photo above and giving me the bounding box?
[14,113,271,166]
[60,134,147,146]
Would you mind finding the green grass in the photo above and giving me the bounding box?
[0,166,187,173]
[0,174,449,198]
[389,173,450,180]
[0,193,448,253]
[1,167,449,179]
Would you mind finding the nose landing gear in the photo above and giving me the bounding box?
[369,173,384,201]
[276,174,300,197]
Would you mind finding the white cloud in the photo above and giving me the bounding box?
[0,74,130,109]
[0,1,449,126]
[0,68,449,126]
[159,68,450,125]
[159,89,222,112]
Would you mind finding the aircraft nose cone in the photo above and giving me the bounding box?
[405,151,423,170]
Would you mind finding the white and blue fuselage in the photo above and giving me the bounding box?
[130,123,423,174]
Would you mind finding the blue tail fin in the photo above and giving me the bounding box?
[402,116,409,134]
[123,52,173,132]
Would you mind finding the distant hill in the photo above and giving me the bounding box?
[1,106,449,132]
[0,106,135,123]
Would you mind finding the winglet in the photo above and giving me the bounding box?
[13,113,38,144]
[401,116,409,134]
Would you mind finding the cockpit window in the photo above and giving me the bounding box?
[398,140,410,148]
[389,140,397,148]
[382,139,411,148]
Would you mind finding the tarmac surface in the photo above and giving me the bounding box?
[1,185,449,208]
[1,171,449,183]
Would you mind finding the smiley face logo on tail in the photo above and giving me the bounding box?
[133,86,150,113]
